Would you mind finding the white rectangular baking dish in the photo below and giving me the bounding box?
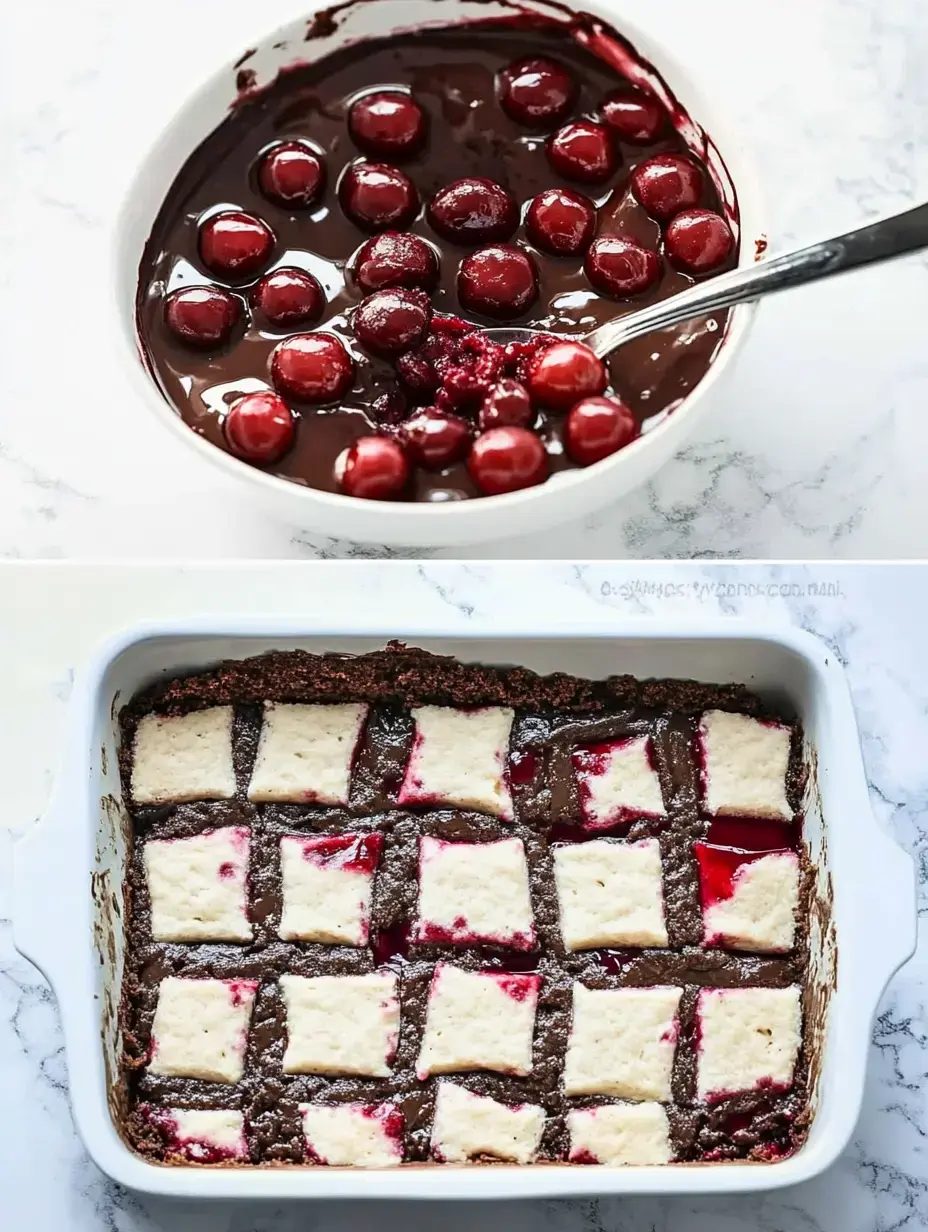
[12,616,916,1199]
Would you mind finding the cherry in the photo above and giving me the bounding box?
[564,396,638,465]
[547,121,618,184]
[467,426,549,495]
[664,208,735,274]
[599,89,666,144]
[630,153,703,221]
[348,91,425,159]
[427,178,518,245]
[353,232,439,294]
[498,57,578,127]
[479,379,534,430]
[525,187,596,256]
[340,435,410,499]
[458,245,538,318]
[163,286,241,348]
[339,162,420,232]
[198,211,273,277]
[402,408,472,468]
[271,333,354,403]
[251,267,324,327]
[354,288,431,357]
[257,141,326,208]
[224,391,295,464]
[584,236,662,297]
[526,339,607,412]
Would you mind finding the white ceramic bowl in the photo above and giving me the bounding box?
[115,0,763,548]
[13,617,916,1198]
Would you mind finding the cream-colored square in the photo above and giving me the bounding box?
[696,986,802,1102]
[300,1103,403,1167]
[567,1103,672,1165]
[702,850,800,952]
[553,838,668,951]
[144,826,251,943]
[248,703,368,804]
[399,707,514,819]
[279,834,379,945]
[415,836,535,948]
[431,1082,545,1163]
[573,737,666,829]
[563,984,681,1101]
[165,1109,247,1160]
[700,710,792,821]
[280,974,399,1076]
[131,707,235,805]
[148,977,257,1083]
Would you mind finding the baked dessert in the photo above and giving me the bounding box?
[118,645,810,1167]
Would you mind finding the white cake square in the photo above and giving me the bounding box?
[280,973,399,1077]
[144,826,251,943]
[567,1103,672,1165]
[572,737,666,830]
[416,963,539,1080]
[563,984,681,1101]
[696,986,802,1103]
[431,1082,545,1164]
[398,706,514,819]
[300,1102,404,1167]
[415,836,535,949]
[131,707,235,805]
[150,1107,248,1161]
[148,977,257,1084]
[553,838,668,951]
[279,833,382,945]
[248,703,368,805]
[699,711,793,821]
[696,844,800,952]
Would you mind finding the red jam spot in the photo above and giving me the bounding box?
[258,141,326,208]
[705,818,797,852]
[218,861,236,879]
[164,286,241,349]
[490,971,541,1002]
[228,979,257,1007]
[198,210,274,277]
[570,1148,600,1165]
[339,162,420,232]
[572,739,662,828]
[427,178,519,245]
[479,379,534,431]
[509,748,538,785]
[694,841,772,908]
[354,288,431,357]
[525,187,596,256]
[362,1102,405,1143]
[251,267,325,328]
[348,91,425,159]
[630,153,704,221]
[340,435,410,499]
[664,208,735,274]
[526,339,607,412]
[300,833,383,873]
[564,396,639,465]
[373,922,411,966]
[402,408,472,469]
[352,231,439,294]
[224,391,295,464]
[547,121,618,184]
[417,920,536,951]
[498,57,578,127]
[703,1075,791,1106]
[457,244,539,318]
[599,89,666,143]
[467,426,548,496]
[594,948,637,974]
[271,332,354,403]
[584,236,662,297]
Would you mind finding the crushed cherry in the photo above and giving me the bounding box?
[547,121,618,184]
[339,162,420,232]
[584,235,662,297]
[251,267,325,327]
[164,286,241,349]
[352,232,439,294]
[402,408,473,468]
[467,426,548,495]
[498,56,578,126]
[564,396,638,465]
[198,210,273,277]
[224,391,295,463]
[525,187,596,256]
[479,379,534,430]
[257,141,326,208]
[458,244,538,318]
[348,90,426,159]
[340,435,410,499]
[665,208,735,273]
[526,339,607,412]
[354,288,431,357]
[271,332,354,403]
[427,177,519,246]
[630,152,704,221]
[599,88,666,143]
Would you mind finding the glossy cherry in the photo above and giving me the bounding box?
[467,426,549,495]
[526,339,607,412]
[339,162,420,232]
[348,91,426,159]
[340,435,410,499]
[354,288,431,357]
[525,187,596,256]
[198,211,274,277]
[224,391,295,463]
[564,396,638,465]
[353,232,439,294]
[498,57,578,127]
[271,332,354,403]
[251,267,325,327]
[457,245,538,318]
[402,408,472,468]
[257,141,326,208]
[599,89,666,143]
[664,208,735,273]
[630,153,703,221]
[427,178,519,245]
[163,286,241,348]
[479,379,534,430]
[547,121,618,184]
[584,236,662,297]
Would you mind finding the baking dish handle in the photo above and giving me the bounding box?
[854,824,918,1002]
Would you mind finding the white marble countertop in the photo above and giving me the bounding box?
[1,560,925,1229]
[5,0,928,559]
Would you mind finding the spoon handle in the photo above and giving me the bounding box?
[585,200,928,358]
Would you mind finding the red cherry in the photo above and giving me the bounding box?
[402,408,472,468]
[340,435,410,499]
[458,245,538,319]
[525,188,596,256]
[224,391,295,463]
[257,142,326,208]
[664,208,735,273]
[354,288,431,357]
[163,286,241,348]
[498,57,578,127]
[271,333,354,403]
[427,178,518,245]
[251,267,325,327]
[348,91,425,159]
[564,396,638,465]
[198,211,273,277]
[630,153,703,221]
[353,232,439,294]
[599,89,666,143]
[467,427,549,495]
[547,121,618,184]
[479,379,534,430]
[339,163,420,232]
[526,340,607,412]
[585,236,662,297]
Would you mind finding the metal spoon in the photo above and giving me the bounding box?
[483,200,928,356]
